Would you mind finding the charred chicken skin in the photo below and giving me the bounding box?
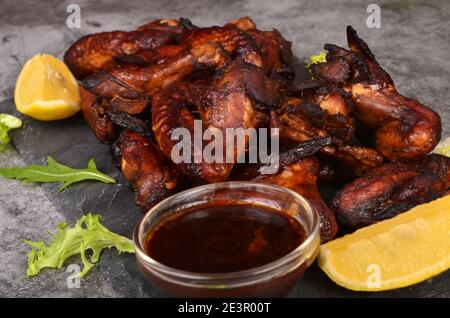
[332,154,450,231]
[312,26,441,161]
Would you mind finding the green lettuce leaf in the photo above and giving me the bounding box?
[24,213,135,278]
[0,114,22,152]
[0,156,116,191]
[433,137,450,157]
[305,51,327,73]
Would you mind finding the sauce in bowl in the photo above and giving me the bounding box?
[145,204,306,273]
[134,182,320,297]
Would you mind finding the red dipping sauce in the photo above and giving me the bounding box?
[144,204,306,273]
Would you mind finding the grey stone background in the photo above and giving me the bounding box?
[0,0,449,297]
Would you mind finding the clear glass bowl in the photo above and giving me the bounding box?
[133,181,320,297]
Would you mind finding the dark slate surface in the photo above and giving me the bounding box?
[0,0,449,297]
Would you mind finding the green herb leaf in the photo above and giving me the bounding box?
[0,113,23,152]
[0,156,116,191]
[305,51,327,73]
[24,213,135,278]
[433,137,450,157]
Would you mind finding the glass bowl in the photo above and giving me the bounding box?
[133,181,320,297]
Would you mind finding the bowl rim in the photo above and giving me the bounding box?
[133,181,320,281]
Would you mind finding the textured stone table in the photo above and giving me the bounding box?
[1,0,449,297]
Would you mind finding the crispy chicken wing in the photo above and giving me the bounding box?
[246,28,294,83]
[80,86,118,143]
[276,97,383,174]
[332,154,450,231]
[82,42,230,99]
[151,61,279,183]
[111,129,182,212]
[312,26,442,161]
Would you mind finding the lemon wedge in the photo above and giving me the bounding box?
[319,195,450,291]
[14,54,80,121]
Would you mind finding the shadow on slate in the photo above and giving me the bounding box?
[1,98,449,298]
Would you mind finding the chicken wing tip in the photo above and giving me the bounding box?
[178,17,197,29]
[346,25,376,62]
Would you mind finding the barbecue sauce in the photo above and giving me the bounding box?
[144,204,306,273]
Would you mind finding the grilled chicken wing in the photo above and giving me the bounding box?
[64,19,187,79]
[80,86,118,143]
[276,97,383,174]
[332,154,450,231]
[151,80,228,183]
[152,61,279,183]
[83,17,295,99]
[246,28,294,83]
[83,42,230,100]
[312,26,442,161]
[111,129,182,212]
[82,20,263,100]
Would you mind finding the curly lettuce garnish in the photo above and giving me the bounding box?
[24,213,135,278]
[0,113,22,151]
[305,51,327,72]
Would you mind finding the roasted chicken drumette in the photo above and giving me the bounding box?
[333,154,450,231]
[311,26,441,161]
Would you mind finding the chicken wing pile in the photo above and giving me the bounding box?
[65,18,447,242]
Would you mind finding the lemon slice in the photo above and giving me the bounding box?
[14,54,80,121]
[319,195,450,291]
